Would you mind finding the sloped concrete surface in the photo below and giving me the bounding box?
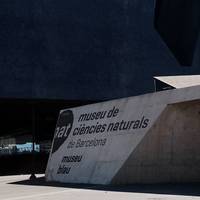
[112,100,200,184]
[46,85,200,184]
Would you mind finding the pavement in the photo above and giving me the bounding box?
[0,175,200,200]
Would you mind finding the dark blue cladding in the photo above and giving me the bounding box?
[0,0,199,100]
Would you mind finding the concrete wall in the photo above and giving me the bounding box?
[112,100,200,184]
[46,86,200,184]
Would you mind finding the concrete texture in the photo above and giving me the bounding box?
[154,75,200,88]
[46,85,200,184]
[0,175,200,200]
[112,100,200,184]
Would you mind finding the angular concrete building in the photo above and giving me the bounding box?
[0,0,200,175]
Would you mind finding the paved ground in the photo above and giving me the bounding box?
[0,175,200,200]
